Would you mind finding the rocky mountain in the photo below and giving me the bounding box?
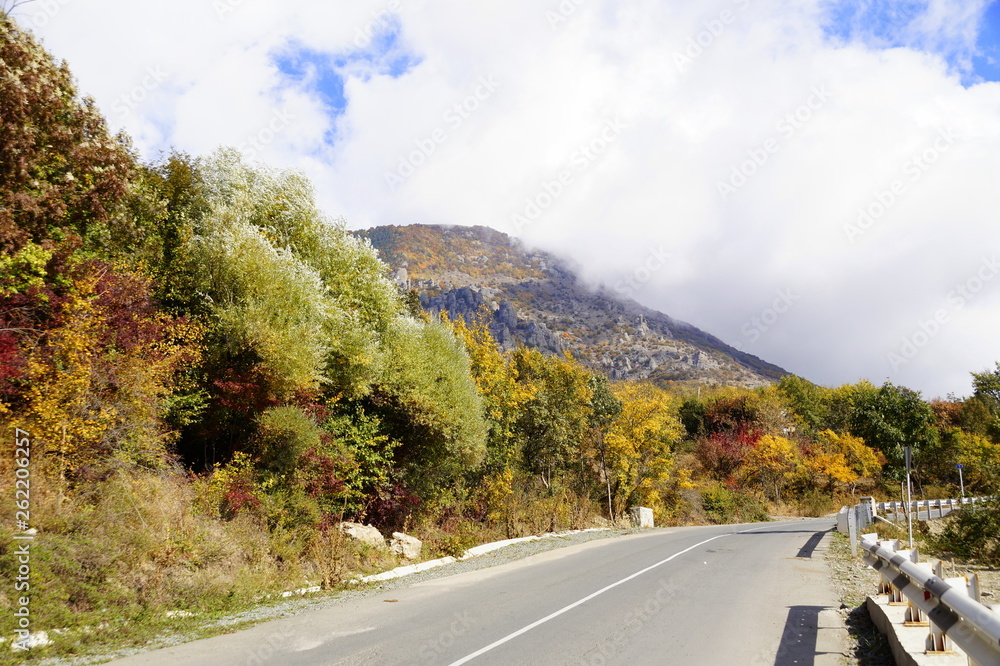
[356,224,788,388]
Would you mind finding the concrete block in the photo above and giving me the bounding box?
[836,507,849,534]
[629,506,654,528]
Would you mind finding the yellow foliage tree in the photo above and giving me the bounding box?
[953,430,1000,491]
[604,382,686,521]
[448,315,536,474]
[803,451,854,493]
[738,434,802,502]
[814,429,884,492]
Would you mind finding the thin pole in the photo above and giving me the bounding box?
[905,446,913,549]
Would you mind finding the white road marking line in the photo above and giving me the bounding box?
[447,532,730,665]
[448,520,816,665]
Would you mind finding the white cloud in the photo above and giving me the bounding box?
[20,0,1000,398]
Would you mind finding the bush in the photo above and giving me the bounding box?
[796,489,834,517]
[929,499,1000,564]
[701,484,770,524]
[254,405,322,475]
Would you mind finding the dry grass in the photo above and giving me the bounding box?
[0,469,359,663]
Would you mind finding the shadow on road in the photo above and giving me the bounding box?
[795,528,833,559]
[773,605,824,665]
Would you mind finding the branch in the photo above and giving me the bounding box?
[0,327,42,334]
[1,0,37,19]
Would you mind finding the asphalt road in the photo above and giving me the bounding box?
[111,518,848,666]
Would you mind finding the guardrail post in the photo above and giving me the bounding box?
[928,576,970,654]
[928,575,982,655]
[889,549,917,605]
[860,496,875,527]
[878,538,902,598]
[906,560,935,626]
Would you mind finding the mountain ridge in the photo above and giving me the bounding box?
[356,224,788,387]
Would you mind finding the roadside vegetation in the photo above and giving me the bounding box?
[2,15,1000,662]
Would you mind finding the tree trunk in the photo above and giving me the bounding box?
[600,445,613,521]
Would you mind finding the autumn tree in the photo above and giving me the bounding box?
[603,382,685,520]
[1,256,199,479]
[798,430,883,494]
[0,16,133,254]
[738,435,802,502]
[449,314,535,475]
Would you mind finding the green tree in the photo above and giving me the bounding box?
[514,349,594,489]
[376,318,488,502]
[971,362,1000,413]
[587,374,623,519]
[776,374,829,434]
[848,381,937,477]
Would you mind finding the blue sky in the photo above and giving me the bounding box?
[821,0,1000,85]
[273,30,420,117]
[974,1,1000,81]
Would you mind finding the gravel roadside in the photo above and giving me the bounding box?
[825,530,895,665]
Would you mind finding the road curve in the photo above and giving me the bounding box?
[110,518,848,666]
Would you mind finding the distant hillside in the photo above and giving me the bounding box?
[357,225,788,387]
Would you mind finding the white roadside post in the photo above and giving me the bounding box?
[848,506,858,556]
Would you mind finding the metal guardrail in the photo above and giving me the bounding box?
[838,496,997,555]
[875,496,995,519]
[838,496,1000,664]
[861,533,1000,665]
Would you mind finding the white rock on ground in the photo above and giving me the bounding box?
[13,631,52,650]
[390,532,422,560]
[339,522,388,551]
